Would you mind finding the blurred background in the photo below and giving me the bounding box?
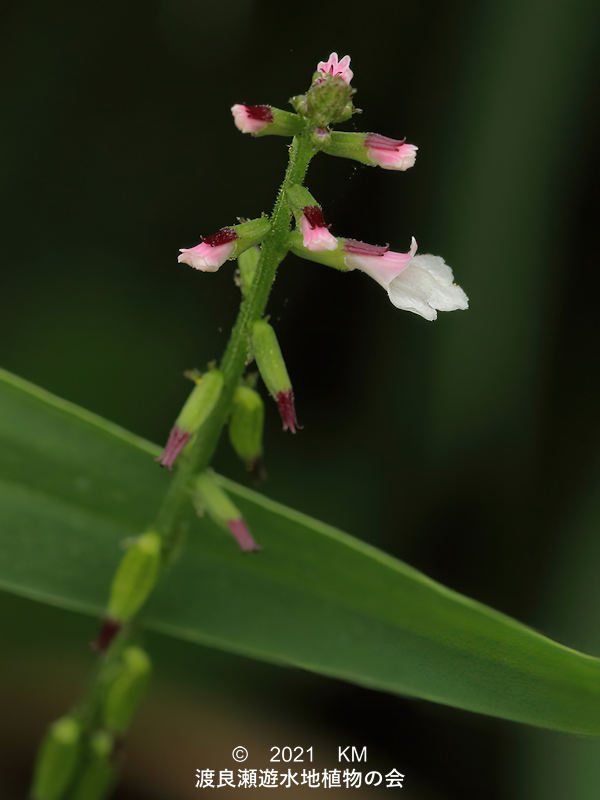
[1,0,599,796]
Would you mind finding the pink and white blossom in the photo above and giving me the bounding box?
[365,133,418,171]
[178,228,238,272]
[231,104,273,134]
[317,52,353,84]
[344,238,468,320]
[300,206,338,252]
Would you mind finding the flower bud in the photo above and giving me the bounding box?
[70,731,115,800]
[157,369,224,469]
[178,217,270,273]
[229,385,264,470]
[322,131,418,171]
[31,716,81,800]
[106,531,162,624]
[251,320,300,433]
[231,104,303,137]
[237,246,260,297]
[305,75,355,127]
[102,647,152,735]
[193,471,260,552]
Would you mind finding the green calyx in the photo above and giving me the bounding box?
[320,131,371,165]
[176,369,224,434]
[193,471,241,527]
[229,385,264,467]
[251,320,292,399]
[102,647,152,736]
[107,531,162,622]
[237,246,261,297]
[287,231,349,271]
[69,732,115,800]
[252,107,304,138]
[31,716,82,800]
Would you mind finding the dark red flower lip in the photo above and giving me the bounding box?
[344,239,390,257]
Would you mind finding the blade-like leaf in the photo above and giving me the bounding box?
[0,367,599,734]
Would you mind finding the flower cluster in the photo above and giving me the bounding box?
[167,52,468,475]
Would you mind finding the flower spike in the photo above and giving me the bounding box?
[317,52,354,84]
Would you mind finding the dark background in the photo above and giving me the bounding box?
[1,0,599,797]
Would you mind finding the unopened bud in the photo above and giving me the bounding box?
[322,131,417,171]
[237,246,260,297]
[193,471,260,552]
[229,385,264,470]
[157,370,224,469]
[251,320,300,433]
[70,731,115,800]
[31,716,81,800]
[106,531,162,624]
[231,104,303,137]
[305,75,355,127]
[103,647,152,736]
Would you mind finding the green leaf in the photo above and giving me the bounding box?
[0,367,599,735]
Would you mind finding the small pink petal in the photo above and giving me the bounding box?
[177,238,236,272]
[316,52,354,84]
[365,133,418,171]
[300,206,338,252]
[231,104,273,134]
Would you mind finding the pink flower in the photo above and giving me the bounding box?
[178,228,238,272]
[365,134,418,171]
[231,104,274,134]
[300,206,338,252]
[344,237,468,321]
[317,52,353,84]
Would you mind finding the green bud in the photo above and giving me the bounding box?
[176,369,224,434]
[251,320,291,399]
[193,471,260,552]
[70,731,115,800]
[251,321,300,434]
[229,385,264,468]
[103,647,152,735]
[31,716,81,800]
[306,75,355,126]
[253,106,304,137]
[237,246,260,297]
[231,217,270,252]
[321,131,370,165]
[107,531,162,623]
